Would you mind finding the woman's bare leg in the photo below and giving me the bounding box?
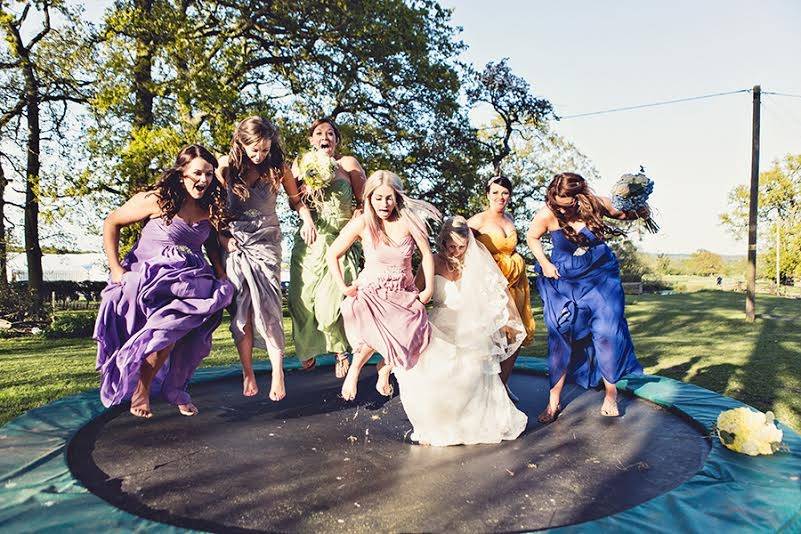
[600,378,619,416]
[130,344,173,418]
[341,345,375,401]
[537,372,566,424]
[235,314,258,397]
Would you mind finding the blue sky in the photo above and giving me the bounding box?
[66,2,801,255]
[443,0,801,255]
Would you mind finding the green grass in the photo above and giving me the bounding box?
[1,292,799,434]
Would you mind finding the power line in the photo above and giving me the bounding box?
[556,89,751,120]
[763,91,801,99]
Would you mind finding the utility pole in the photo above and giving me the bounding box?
[745,85,760,322]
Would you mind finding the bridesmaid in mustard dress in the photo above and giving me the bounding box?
[468,176,536,401]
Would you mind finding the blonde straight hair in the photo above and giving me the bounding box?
[362,170,441,245]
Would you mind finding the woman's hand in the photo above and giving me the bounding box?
[300,219,318,245]
[342,285,358,298]
[418,287,433,305]
[110,265,127,284]
[220,234,238,253]
[500,325,516,342]
[541,261,560,279]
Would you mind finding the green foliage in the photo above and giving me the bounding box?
[46,311,97,338]
[721,154,801,283]
[84,0,483,221]
[0,284,38,322]
[687,249,724,276]
[654,253,674,275]
[466,58,553,173]
[609,237,651,282]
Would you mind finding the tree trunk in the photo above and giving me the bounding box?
[22,57,44,307]
[0,159,7,288]
[130,0,156,193]
[775,220,780,293]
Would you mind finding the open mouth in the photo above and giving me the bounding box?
[318,141,332,151]
[194,183,207,194]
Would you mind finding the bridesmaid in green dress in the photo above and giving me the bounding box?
[288,118,366,378]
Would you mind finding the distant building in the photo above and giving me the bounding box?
[7,253,108,282]
[8,252,292,284]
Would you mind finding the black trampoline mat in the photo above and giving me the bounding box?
[68,367,710,532]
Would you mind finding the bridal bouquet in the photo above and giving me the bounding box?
[297,149,338,206]
[611,168,659,233]
[716,407,784,456]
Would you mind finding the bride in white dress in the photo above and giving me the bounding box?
[395,216,528,446]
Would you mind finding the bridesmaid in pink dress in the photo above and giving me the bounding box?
[326,170,440,401]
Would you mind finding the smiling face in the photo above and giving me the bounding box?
[309,122,339,156]
[444,236,468,261]
[244,138,272,166]
[487,182,511,212]
[370,184,397,220]
[181,157,215,200]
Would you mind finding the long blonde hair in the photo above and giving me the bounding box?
[437,216,470,274]
[228,116,285,200]
[362,170,441,245]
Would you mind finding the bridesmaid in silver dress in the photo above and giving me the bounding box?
[216,116,316,401]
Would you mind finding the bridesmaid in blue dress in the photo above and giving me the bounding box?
[526,173,645,423]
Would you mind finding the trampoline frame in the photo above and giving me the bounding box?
[1,356,799,532]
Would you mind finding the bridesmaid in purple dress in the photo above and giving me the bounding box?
[94,145,235,418]
[326,170,440,401]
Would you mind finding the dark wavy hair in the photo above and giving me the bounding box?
[147,144,229,229]
[485,175,514,195]
[228,116,285,201]
[545,172,624,245]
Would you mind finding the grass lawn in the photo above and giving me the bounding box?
[1,290,799,433]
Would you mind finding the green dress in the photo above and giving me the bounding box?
[288,179,360,362]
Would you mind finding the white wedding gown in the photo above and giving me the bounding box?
[395,272,528,446]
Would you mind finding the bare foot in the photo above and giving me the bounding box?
[269,369,286,402]
[178,403,198,416]
[335,353,350,379]
[375,360,394,397]
[130,383,152,418]
[341,369,359,401]
[242,372,259,397]
[600,396,619,417]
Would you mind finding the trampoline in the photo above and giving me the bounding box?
[2,357,800,532]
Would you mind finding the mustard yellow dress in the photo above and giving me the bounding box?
[476,230,536,346]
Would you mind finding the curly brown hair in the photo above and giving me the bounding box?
[545,172,624,245]
[147,144,229,230]
[228,116,285,201]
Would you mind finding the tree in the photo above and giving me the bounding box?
[654,253,673,276]
[721,154,801,289]
[0,0,93,307]
[687,249,724,276]
[466,58,553,174]
[609,236,651,282]
[84,0,483,241]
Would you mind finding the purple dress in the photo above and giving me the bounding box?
[94,217,234,407]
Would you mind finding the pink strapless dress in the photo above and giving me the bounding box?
[340,235,430,370]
